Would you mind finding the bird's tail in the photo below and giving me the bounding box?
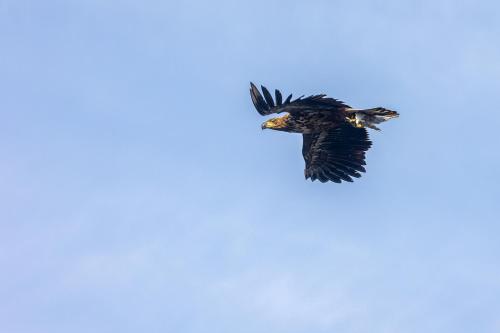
[345,107,399,131]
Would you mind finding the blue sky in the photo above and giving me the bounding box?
[1,0,500,332]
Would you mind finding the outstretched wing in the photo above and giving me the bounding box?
[250,82,349,116]
[302,125,372,183]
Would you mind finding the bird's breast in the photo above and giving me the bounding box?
[287,113,343,133]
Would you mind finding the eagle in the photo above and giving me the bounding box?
[250,83,398,183]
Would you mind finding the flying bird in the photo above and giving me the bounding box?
[250,83,398,183]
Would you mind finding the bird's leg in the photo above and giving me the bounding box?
[345,115,356,126]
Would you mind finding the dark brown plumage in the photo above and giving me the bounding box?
[250,82,398,183]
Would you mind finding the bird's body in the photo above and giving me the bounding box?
[262,111,346,134]
[250,83,399,183]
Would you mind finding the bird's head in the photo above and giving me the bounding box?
[261,115,290,131]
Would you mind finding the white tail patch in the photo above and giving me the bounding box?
[346,107,399,131]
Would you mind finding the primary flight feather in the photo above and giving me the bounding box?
[250,82,398,183]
